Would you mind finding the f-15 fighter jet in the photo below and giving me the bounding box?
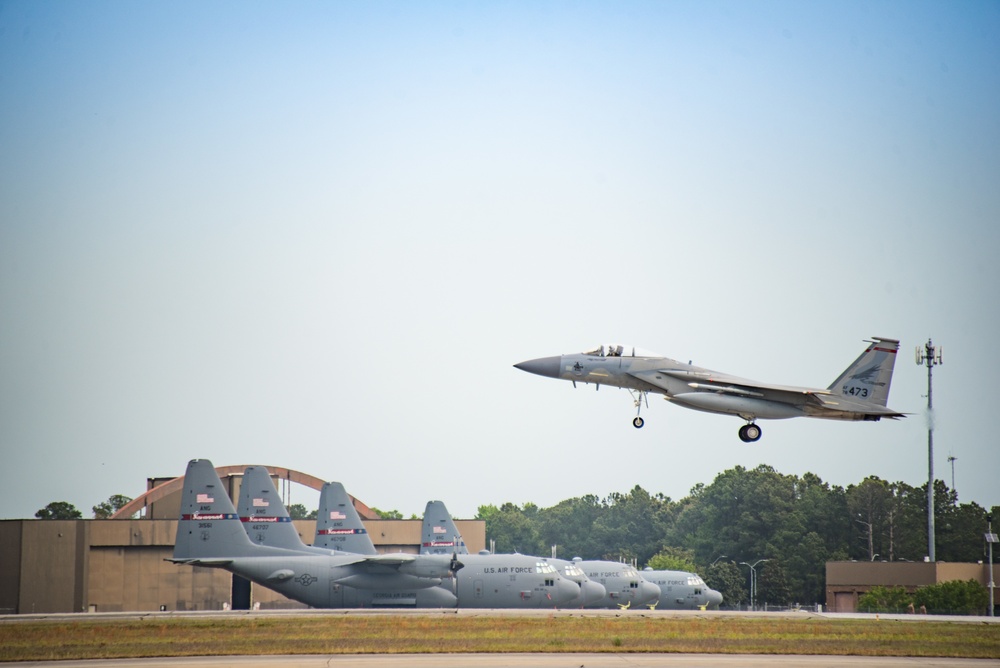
[515,337,904,442]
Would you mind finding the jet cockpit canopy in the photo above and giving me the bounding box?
[582,344,660,358]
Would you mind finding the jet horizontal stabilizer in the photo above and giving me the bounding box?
[165,558,233,567]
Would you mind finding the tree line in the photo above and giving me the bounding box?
[35,465,996,608]
[474,465,998,607]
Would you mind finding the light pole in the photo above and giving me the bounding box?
[916,339,942,562]
[739,559,769,611]
[987,515,997,617]
[711,555,729,566]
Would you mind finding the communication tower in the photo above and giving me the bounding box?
[916,339,942,562]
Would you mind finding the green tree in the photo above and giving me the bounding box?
[646,547,697,572]
[913,579,989,615]
[758,559,791,607]
[704,561,746,608]
[667,465,841,604]
[858,585,912,613]
[847,477,889,562]
[35,501,82,520]
[937,498,990,563]
[370,507,403,520]
[587,487,672,563]
[537,495,604,559]
[482,502,545,555]
[92,494,133,519]
[288,503,316,520]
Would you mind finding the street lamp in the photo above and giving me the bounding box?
[711,555,729,566]
[739,559,769,611]
[987,515,997,618]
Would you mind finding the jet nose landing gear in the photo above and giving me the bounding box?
[628,389,649,428]
[738,423,762,443]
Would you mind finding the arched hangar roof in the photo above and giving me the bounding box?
[110,465,378,520]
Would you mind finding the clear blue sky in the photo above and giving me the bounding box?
[2,2,998,535]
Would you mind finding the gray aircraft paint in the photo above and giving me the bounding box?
[575,558,662,609]
[313,486,580,608]
[544,557,608,607]
[421,500,469,555]
[640,568,723,610]
[515,337,904,442]
[230,464,579,609]
[236,466,459,606]
[421,499,606,607]
[419,499,582,607]
[237,466,329,556]
[314,481,379,555]
[171,459,458,609]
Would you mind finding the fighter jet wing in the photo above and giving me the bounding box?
[632,367,831,398]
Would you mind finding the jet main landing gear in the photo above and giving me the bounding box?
[738,423,762,443]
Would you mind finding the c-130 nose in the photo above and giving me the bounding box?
[514,356,561,379]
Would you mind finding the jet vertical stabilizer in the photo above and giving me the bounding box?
[237,466,330,554]
[172,459,295,563]
[314,482,378,555]
[421,500,469,555]
[827,337,900,407]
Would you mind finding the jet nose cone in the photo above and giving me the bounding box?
[707,588,723,609]
[581,580,607,607]
[554,577,580,607]
[639,580,662,607]
[514,356,561,379]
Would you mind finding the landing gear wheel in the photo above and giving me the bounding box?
[633,416,644,429]
[738,424,762,443]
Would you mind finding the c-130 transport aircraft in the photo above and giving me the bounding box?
[231,465,580,608]
[515,337,904,442]
[170,460,464,608]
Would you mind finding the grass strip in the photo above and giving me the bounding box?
[1,615,998,662]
